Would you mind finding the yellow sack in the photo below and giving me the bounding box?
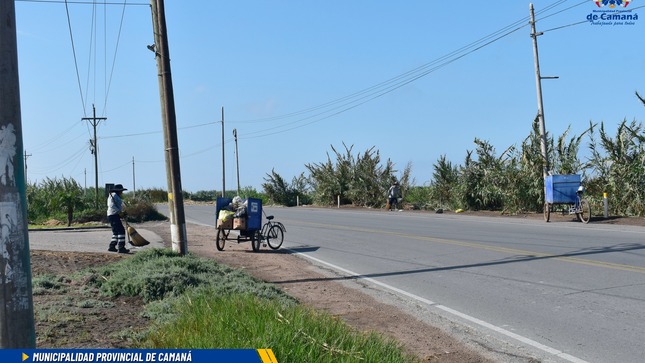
[218,210,234,221]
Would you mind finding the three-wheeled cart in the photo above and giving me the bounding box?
[544,174,591,223]
[215,197,263,251]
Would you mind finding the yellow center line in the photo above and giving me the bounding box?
[291,220,645,274]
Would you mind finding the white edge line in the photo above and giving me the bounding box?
[290,250,589,363]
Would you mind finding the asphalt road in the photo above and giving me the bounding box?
[181,204,645,363]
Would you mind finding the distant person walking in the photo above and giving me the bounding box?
[107,184,129,253]
[387,181,401,211]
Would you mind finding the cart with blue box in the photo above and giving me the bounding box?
[543,174,591,223]
[215,197,286,252]
[215,197,263,251]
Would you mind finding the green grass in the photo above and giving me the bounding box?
[79,248,419,363]
[32,274,69,295]
[28,222,106,230]
[143,292,416,362]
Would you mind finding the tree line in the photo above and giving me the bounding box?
[29,93,645,222]
[262,93,645,217]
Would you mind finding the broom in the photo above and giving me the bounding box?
[124,219,150,246]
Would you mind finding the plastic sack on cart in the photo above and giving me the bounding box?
[229,196,247,218]
[233,206,247,218]
[218,210,234,221]
[231,196,243,208]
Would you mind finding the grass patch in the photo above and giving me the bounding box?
[77,299,115,309]
[143,292,418,363]
[28,222,106,230]
[39,248,418,362]
[90,249,297,305]
[32,275,68,295]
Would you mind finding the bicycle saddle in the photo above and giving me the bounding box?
[266,215,274,220]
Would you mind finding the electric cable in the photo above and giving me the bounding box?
[231,0,607,139]
[28,123,85,153]
[229,0,575,125]
[93,0,598,143]
[17,0,147,5]
[102,160,131,173]
[102,0,129,115]
[239,23,528,140]
[29,144,88,175]
[64,0,87,116]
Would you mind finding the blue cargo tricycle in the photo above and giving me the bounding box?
[543,174,591,223]
[215,197,286,252]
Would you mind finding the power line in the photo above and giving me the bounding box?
[238,24,528,140]
[93,0,597,142]
[537,0,588,21]
[28,0,614,171]
[102,0,129,115]
[29,144,88,175]
[229,0,578,127]
[226,1,591,139]
[16,0,147,6]
[64,0,87,116]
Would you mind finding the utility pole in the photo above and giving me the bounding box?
[233,128,240,195]
[132,156,136,198]
[221,107,225,198]
[23,150,31,184]
[150,0,187,255]
[530,3,557,178]
[82,104,106,207]
[0,0,36,348]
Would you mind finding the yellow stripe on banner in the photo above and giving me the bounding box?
[257,348,278,363]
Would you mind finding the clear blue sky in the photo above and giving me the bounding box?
[15,1,644,193]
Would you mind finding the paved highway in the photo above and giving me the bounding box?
[181,204,645,363]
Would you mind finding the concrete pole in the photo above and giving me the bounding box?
[150,0,187,255]
[0,0,36,347]
[530,3,550,178]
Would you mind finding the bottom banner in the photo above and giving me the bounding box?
[1,349,278,363]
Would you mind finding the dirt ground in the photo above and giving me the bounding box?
[30,211,645,361]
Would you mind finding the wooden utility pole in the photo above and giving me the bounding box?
[23,150,31,185]
[132,156,136,198]
[233,128,240,195]
[221,107,225,198]
[150,0,187,255]
[82,104,106,207]
[0,0,36,348]
[530,3,555,178]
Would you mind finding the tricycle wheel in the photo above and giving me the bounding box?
[577,199,591,224]
[216,228,228,251]
[251,230,261,252]
[543,203,551,222]
[266,225,284,250]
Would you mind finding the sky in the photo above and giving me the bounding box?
[14,0,645,193]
